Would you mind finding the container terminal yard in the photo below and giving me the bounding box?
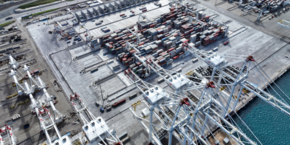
[0,0,290,144]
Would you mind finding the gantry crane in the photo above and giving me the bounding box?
[79,23,93,41]
[0,125,16,145]
[69,93,123,145]
[8,55,19,70]
[125,68,206,145]
[127,28,141,45]
[8,61,68,145]
[170,0,184,9]
[138,13,152,23]
[185,42,290,118]
[124,42,257,145]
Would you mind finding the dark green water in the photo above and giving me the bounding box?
[233,70,290,145]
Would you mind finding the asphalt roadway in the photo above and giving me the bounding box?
[0,0,88,24]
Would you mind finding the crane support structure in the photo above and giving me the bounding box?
[277,19,290,29]
[70,93,123,145]
[0,125,16,145]
[185,42,290,119]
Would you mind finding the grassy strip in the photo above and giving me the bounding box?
[0,20,15,27]
[19,0,59,9]
[31,8,58,17]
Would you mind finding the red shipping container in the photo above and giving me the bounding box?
[160,52,167,56]
[139,42,145,46]
[141,29,147,33]
[130,50,137,54]
[182,39,189,43]
[224,41,229,45]
[173,56,179,60]
[156,28,162,31]
[167,48,174,52]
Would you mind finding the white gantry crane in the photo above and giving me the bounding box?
[9,69,64,145]
[185,43,290,118]
[54,21,63,32]
[127,28,141,45]
[8,55,19,70]
[125,68,205,145]
[0,125,16,145]
[69,93,123,145]
[277,19,290,30]
[138,13,152,24]
[170,0,184,9]
[124,42,257,145]
[80,23,93,41]
[8,61,69,145]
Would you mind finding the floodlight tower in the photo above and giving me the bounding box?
[69,93,123,145]
[125,69,201,145]
[0,125,16,145]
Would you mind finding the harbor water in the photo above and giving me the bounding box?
[233,70,290,145]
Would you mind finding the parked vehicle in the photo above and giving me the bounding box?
[101,27,110,33]
[223,41,229,45]
[95,20,103,25]
[5,17,13,20]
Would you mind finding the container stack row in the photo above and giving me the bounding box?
[96,4,229,77]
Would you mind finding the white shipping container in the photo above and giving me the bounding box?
[169,50,176,57]
[158,78,164,83]
[190,34,197,43]
[176,47,182,53]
